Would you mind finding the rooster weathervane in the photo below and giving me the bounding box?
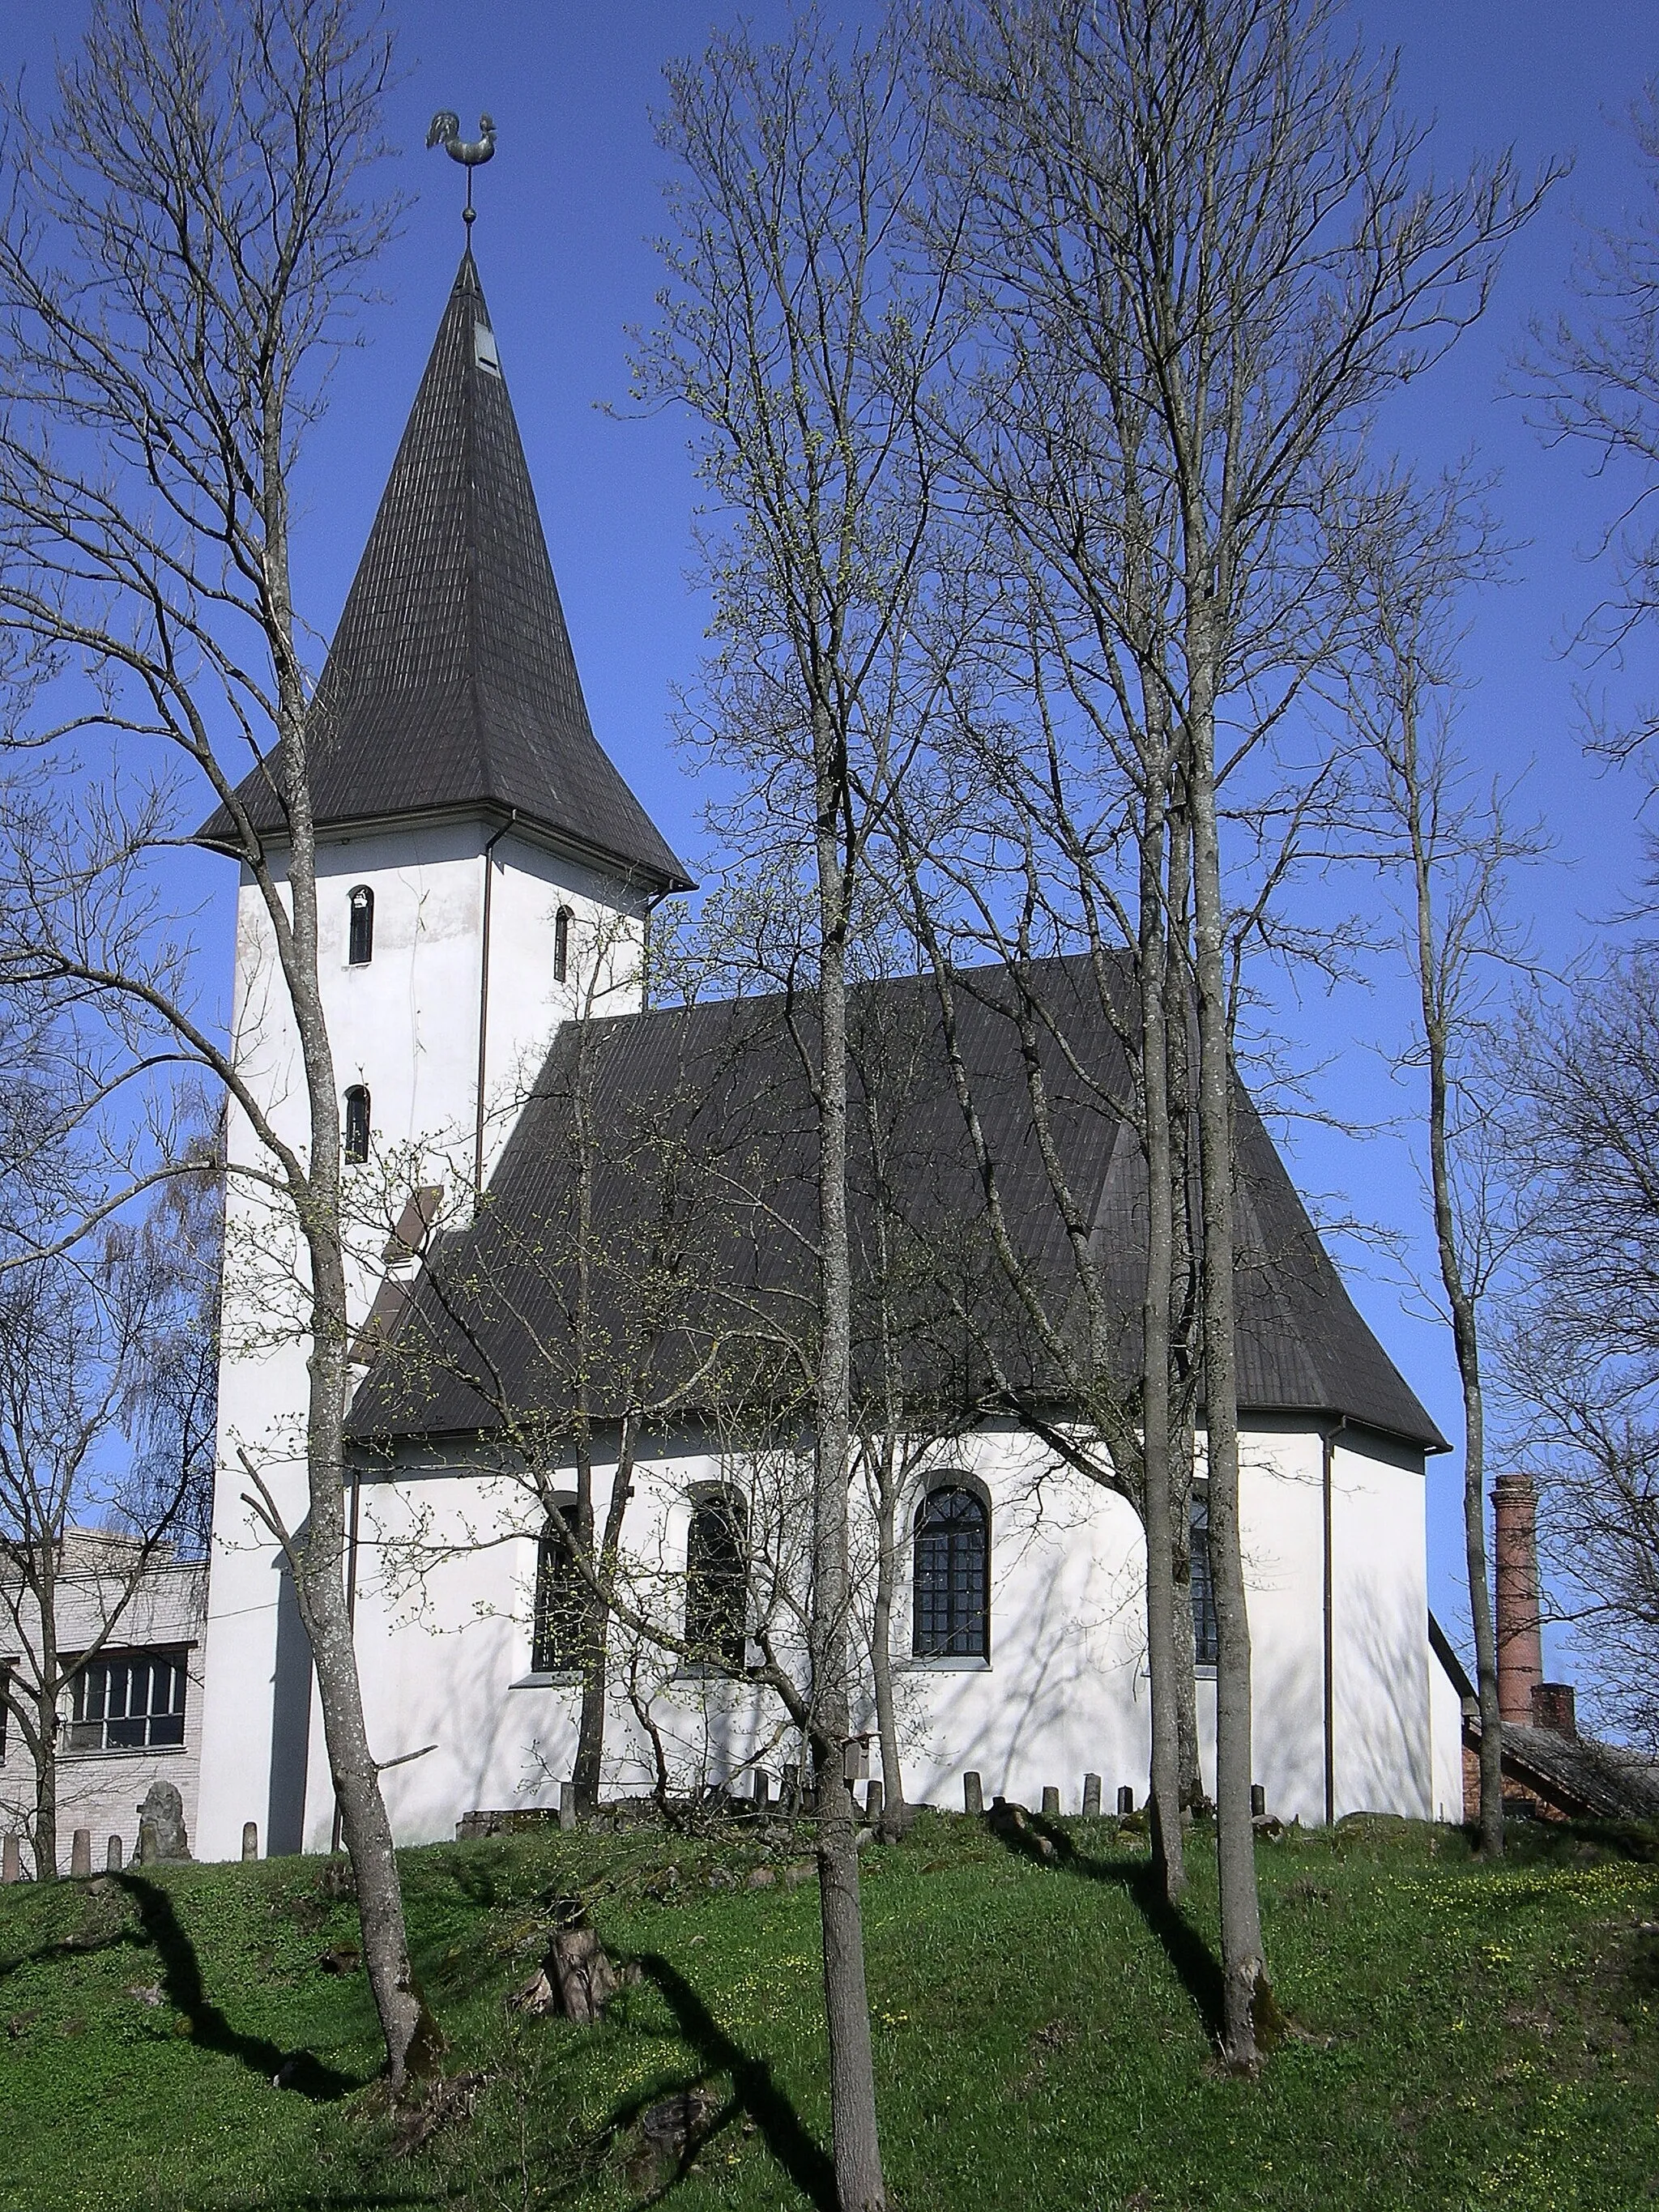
[427,111,496,227]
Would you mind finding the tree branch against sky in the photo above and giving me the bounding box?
[630,19,965,2201]
[0,0,437,2089]
[923,0,1550,2068]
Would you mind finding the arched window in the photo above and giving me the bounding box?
[342,1085,371,1165]
[531,1502,584,1674]
[1189,1490,1218,1667]
[684,1490,747,1669]
[913,1485,989,1659]
[553,905,572,985]
[348,884,374,966]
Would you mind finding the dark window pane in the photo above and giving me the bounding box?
[913,1486,989,1659]
[149,1712,186,1749]
[685,1494,747,1670]
[532,1506,585,1673]
[553,906,571,985]
[348,884,374,965]
[63,1647,189,1752]
[343,1085,371,1165]
[1190,1493,1219,1667]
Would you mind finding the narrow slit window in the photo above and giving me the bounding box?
[348,884,374,966]
[685,1492,747,1670]
[913,1485,989,1659]
[553,906,572,985]
[343,1085,371,1165]
[1190,1490,1219,1668]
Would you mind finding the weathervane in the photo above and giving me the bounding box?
[426,111,497,228]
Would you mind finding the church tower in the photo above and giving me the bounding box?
[193,255,689,1860]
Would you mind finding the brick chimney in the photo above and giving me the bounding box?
[1493,1473,1544,1726]
[1530,1681,1577,1737]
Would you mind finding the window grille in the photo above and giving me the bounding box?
[64,1647,187,1754]
[684,1492,747,1669]
[348,884,374,965]
[913,1485,989,1659]
[553,906,572,985]
[1190,1490,1219,1667]
[343,1084,371,1164]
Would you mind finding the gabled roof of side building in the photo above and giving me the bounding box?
[348,954,1448,1455]
[198,254,692,893]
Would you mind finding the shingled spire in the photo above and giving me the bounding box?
[205,253,691,890]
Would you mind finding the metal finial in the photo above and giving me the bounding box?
[427,112,497,227]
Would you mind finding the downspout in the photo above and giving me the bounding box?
[474,812,517,1201]
[1322,1417,1346,1826]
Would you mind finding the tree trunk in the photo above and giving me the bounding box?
[32,1678,58,1883]
[811,717,887,2212]
[1138,780,1185,1904]
[869,1436,906,1830]
[1188,624,1273,2069]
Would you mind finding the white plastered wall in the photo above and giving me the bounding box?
[194,816,646,1860]
[255,1416,1435,1855]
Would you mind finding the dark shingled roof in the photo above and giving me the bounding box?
[200,254,691,891]
[348,956,1447,1455]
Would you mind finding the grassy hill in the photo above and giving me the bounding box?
[0,1809,1654,2212]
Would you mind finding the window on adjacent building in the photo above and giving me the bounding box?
[1190,1490,1219,1668]
[913,1484,989,1659]
[684,1491,747,1670]
[553,906,572,985]
[63,1647,186,1754]
[531,1502,585,1675]
[348,884,374,966]
[343,1084,371,1164]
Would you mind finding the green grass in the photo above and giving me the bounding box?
[0,1810,1654,2212]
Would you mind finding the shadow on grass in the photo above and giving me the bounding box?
[985,1810,1226,2045]
[117,1873,359,2100]
[625,1952,837,2210]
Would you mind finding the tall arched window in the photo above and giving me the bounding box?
[348,884,374,966]
[1189,1490,1218,1667]
[342,1085,371,1165]
[531,1502,584,1674]
[913,1485,989,1659]
[553,905,572,985]
[684,1490,747,1669]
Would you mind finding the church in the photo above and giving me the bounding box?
[191,254,1466,1860]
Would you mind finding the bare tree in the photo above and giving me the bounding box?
[924,0,1546,2065]
[0,1,436,2084]
[0,1129,217,1878]
[1505,957,1659,1746]
[1334,465,1542,1856]
[625,19,967,2202]
[1524,80,1659,778]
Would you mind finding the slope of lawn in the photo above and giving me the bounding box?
[0,1808,1654,2212]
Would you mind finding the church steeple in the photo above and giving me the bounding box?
[207,254,690,892]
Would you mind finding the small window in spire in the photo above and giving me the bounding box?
[343,1085,371,1166]
[348,884,374,966]
[473,322,501,377]
[553,906,572,985]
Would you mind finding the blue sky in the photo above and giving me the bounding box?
[7,2,1657,1690]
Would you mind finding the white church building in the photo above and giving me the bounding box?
[192,254,1465,1861]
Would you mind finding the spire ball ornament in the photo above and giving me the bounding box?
[427,111,497,226]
